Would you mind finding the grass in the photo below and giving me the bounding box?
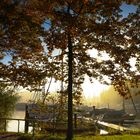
[73,135,140,140]
[16,134,140,140]
[1,131,140,140]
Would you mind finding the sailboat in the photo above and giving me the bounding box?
[92,97,136,124]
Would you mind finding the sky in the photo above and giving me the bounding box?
[120,3,138,18]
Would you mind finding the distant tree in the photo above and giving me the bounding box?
[0,82,19,130]
[0,82,19,117]
[100,86,122,108]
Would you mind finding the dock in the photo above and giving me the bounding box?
[97,121,131,131]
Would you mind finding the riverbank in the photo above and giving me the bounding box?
[1,133,140,140]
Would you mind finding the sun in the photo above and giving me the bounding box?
[82,75,108,99]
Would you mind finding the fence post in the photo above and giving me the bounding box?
[25,105,29,133]
[74,113,77,129]
[4,119,6,132]
[18,120,20,133]
[32,120,35,140]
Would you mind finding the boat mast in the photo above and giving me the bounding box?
[127,84,137,114]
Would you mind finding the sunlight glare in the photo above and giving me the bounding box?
[82,75,109,99]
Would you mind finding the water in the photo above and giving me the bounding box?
[6,110,33,133]
[7,120,25,132]
[100,129,108,135]
[11,111,25,119]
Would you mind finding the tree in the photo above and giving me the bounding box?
[0,0,140,139]
[33,1,139,139]
[0,82,19,130]
[0,0,49,88]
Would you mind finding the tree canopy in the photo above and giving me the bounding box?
[27,0,140,96]
[1,0,139,93]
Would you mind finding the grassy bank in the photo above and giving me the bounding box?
[74,135,140,140]
[1,131,140,140]
[17,134,140,140]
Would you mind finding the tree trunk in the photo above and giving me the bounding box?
[66,33,73,140]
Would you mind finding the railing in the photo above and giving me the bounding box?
[0,118,35,133]
[0,118,68,134]
[0,118,37,140]
[0,117,95,134]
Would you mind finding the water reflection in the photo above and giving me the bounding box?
[11,111,25,119]
[7,110,33,133]
[7,120,25,132]
[100,129,108,135]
